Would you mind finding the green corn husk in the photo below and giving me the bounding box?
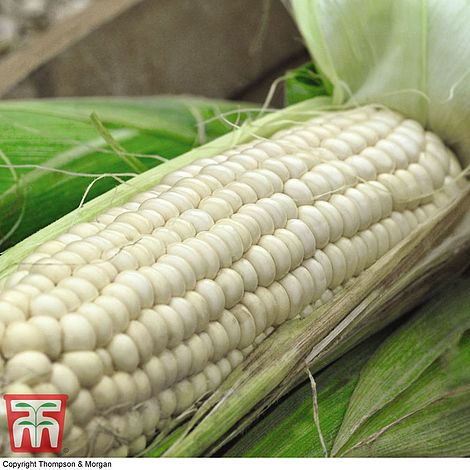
[0,97,250,249]
[287,0,470,165]
[223,331,386,457]
[332,282,470,456]
[223,280,470,457]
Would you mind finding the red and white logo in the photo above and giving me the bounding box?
[4,394,68,453]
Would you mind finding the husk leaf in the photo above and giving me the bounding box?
[288,0,470,165]
[223,281,470,457]
[333,281,470,455]
[0,96,251,249]
[223,331,386,457]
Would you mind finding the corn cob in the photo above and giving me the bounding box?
[0,106,466,457]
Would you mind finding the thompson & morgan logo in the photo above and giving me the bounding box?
[3,394,68,453]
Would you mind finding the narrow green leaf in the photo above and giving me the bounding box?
[344,385,470,457]
[284,63,332,105]
[332,280,470,455]
[14,403,33,408]
[89,111,147,174]
[339,331,470,456]
[222,332,386,457]
[0,97,252,248]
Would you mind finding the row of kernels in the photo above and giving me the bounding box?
[84,348,245,455]
[274,131,314,153]
[0,274,108,323]
[277,272,306,319]
[306,155,355,185]
[387,129,423,164]
[297,186,389,248]
[55,324,206,406]
[314,213,415,290]
[385,172,419,211]
[238,291,270,335]
[441,175,465,200]
[362,156,447,208]
[24,277,96,318]
[296,211,420,309]
[119,317,233,396]
[301,121,342,142]
[288,161,356,203]
[166,349,243,417]
[99,350,244,456]
[424,132,451,173]
[319,110,404,160]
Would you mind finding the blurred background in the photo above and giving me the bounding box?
[0,0,309,105]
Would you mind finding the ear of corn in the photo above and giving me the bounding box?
[0,105,467,457]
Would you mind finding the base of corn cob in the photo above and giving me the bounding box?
[0,105,467,457]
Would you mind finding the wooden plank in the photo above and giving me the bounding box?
[1,0,305,101]
[0,0,145,98]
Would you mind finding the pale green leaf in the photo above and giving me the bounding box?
[222,332,385,457]
[221,281,470,457]
[0,97,251,248]
[288,0,470,165]
[338,330,470,456]
[332,280,470,454]
[344,385,470,457]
